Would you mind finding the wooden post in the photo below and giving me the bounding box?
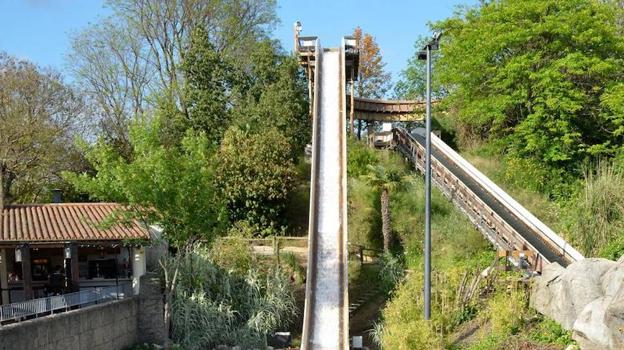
[0,248,9,304]
[357,120,362,140]
[70,243,80,292]
[308,66,313,118]
[20,244,33,300]
[350,71,355,136]
[359,245,364,265]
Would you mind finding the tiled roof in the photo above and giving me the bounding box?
[0,203,150,243]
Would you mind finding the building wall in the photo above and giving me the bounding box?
[0,298,138,350]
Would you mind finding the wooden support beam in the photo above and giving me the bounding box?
[20,244,33,300]
[0,248,9,304]
[70,243,80,292]
[357,119,362,140]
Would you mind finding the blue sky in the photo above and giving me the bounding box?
[0,0,474,82]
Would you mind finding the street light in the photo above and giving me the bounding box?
[293,21,302,52]
[418,32,442,321]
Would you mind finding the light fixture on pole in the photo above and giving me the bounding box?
[14,245,22,262]
[293,21,302,52]
[418,31,442,321]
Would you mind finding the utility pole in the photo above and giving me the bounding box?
[418,32,441,321]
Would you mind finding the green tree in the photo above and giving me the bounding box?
[68,0,278,153]
[215,126,296,235]
[65,118,227,348]
[394,36,445,100]
[361,164,411,253]
[434,0,624,176]
[233,39,310,154]
[65,118,227,247]
[162,27,239,145]
[0,53,86,208]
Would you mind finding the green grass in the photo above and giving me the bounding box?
[353,140,577,349]
[463,150,624,259]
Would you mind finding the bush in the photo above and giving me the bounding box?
[348,178,383,250]
[378,253,405,293]
[280,252,305,284]
[215,126,296,236]
[566,162,624,256]
[487,289,526,337]
[209,236,254,274]
[347,138,379,177]
[168,246,297,349]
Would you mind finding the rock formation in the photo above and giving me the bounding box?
[531,257,624,349]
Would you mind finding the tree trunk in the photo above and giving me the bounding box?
[163,291,172,349]
[0,163,4,214]
[160,255,179,350]
[381,188,391,253]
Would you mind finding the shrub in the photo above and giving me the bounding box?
[566,162,624,256]
[528,317,574,346]
[215,126,296,236]
[280,252,305,284]
[378,252,405,293]
[347,138,379,177]
[209,236,254,274]
[168,246,297,349]
[487,289,526,337]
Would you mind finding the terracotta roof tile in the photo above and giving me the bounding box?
[0,203,150,243]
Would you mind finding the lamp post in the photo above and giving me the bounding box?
[418,32,441,321]
[293,21,302,53]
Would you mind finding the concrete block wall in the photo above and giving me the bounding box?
[138,273,165,345]
[0,298,138,350]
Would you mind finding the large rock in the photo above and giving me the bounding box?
[604,283,624,348]
[566,258,614,316]
[531,258,615,330]
[532,257,624,349]
[573,297,612,350]
[531,262,576,329]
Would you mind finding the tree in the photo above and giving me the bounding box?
[65,118,227,348]
[394,36,445,100]
[361,164,410,253]
[215,126,296,235]
[67,18,152,157]
[65,118,226,247]
[352,26,391,99]
[68,0,278,152]
[233,39,310,154]
[0,53,86,208]
[161,26,239,145]
[434,0,624,177]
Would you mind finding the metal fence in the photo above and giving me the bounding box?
[0,283,132,324]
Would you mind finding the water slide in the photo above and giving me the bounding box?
[300,40,349,349]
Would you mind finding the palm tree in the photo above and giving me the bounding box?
[361,164,410,253]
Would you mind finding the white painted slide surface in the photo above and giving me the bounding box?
[301,44,349,350]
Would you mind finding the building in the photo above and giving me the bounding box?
[0,202,152,305]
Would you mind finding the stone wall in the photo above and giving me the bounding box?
[137,272,166,345]
[0,298,138,350]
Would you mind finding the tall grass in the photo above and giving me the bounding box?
[167,245,297,349]
[566,162,624,257]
